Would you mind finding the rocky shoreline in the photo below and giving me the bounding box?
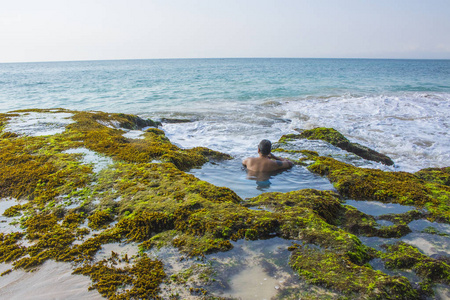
[0,109,449,299]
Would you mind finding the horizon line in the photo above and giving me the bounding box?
[1,56,450,64]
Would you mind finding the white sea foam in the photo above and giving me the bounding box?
[122,129,145,139]
[4,112,74,136]
[162,92,450,172]
[283,93,450,172]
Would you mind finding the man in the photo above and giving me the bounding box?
[242,139,293,172]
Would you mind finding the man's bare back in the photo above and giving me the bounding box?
[242,139,293,173]
[242,154,292,172]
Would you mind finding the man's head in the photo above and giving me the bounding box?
[258,139,272,156]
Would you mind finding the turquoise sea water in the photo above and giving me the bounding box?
[1,58,449,175]
[1,58,449,113]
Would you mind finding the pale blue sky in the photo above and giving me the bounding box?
[1,0,450,62]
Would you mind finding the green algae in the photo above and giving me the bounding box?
[279,127,394,165]
[342,205,411,238]
[2,109,449,299]
[380,242,450,295]
[3,204,27,217]
[0,109,240,297]
[88,210,114,230]
[308,156,450,222]
[0,108,230,205]
[246,190,374,265]
[0,269,12,276]
[73,254,166,299]
[65,110,231,170]
[62,212,86,229]
[420,226,449,236]
[246,189,343,225]
[0,232,27,264]
[289,243,419,299]
[0,136,93,204]
[377,210,425,225]
[415,167,450,187]
[116,211,174,242]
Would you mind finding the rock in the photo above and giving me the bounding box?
[280,127,394,165]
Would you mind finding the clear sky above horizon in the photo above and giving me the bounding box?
[1,0,450,63]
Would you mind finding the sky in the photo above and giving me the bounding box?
[1,0,450,63]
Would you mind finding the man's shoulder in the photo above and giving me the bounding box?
[242,156,254,165]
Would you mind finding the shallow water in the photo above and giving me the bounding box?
[148,238,341,299]
[4,111,74,136]
[0,198,23,234]
[208,238,344,299]
[189,159,335,199]
[224,265,280,300]
[346,199,450,257]
[0,260,103,300]
[344,200,418,216]
[63,147,114,174]
[401,233,450,257]
[409,219,450,235]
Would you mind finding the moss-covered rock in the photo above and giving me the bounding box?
[2,204,26,217]
[2,109,448,299]
[65,110,231,170]
[280,127,394,165]
[247,191,374,265]
[246,189,343,225]
[342,205,411,238]
[289,243,419,299]
[377,210,425,225]
[308,156,450,222]
[415,167,450,187]
[380,242,450,295]
[0,232,27,264]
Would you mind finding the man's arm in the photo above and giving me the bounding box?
[269,154,293,169]
[242,158,248,167]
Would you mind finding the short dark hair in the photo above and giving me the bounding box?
[258,139,272,155]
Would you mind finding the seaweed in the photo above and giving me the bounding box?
[342,205,412,238]
[88,210,114,230]
[308,156,450,222]
[289,243,419,299]
[73,254,166,299]
[380,242,450,294]
[1,109,449,299]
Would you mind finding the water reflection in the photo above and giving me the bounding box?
[245,168,287,191]
[344,200,418,216]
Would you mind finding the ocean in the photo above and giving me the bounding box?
[1,58,449,174]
